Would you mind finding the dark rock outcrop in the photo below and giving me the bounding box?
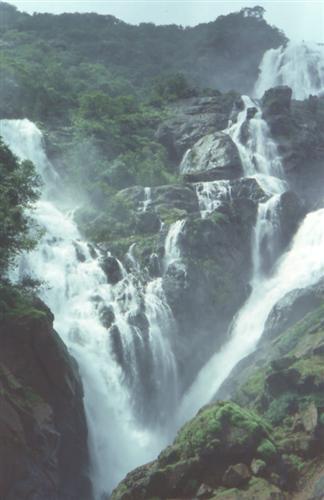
[181,132,243,182]
[262,86,293,136]
[101,255,123,285]
[163,196,257,386]
[0,298,92,500]
[111,401,283,500]
[261,86,324,207]
[155,94,237,163]
[263,278,324,342]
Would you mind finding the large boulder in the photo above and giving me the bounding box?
[263,277,324,342]
[111,401,281,500]
[151,184,199,217]
[229,177,268,203]
[276,190,305,249]
[155,94,237,163]
[0,296,92,500]
[180,132,243,182]
[262,86,292,121]
[261,87,324,207]
[258,190,304,274]
[116,184,199,220]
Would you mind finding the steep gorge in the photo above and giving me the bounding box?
[1,5,324,500]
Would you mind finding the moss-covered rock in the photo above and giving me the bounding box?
[111,401,280,500]
[0,285,92,500]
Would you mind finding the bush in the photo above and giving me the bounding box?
[0,138,40,273]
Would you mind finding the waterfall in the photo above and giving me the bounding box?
[164,219,186,271]
[176,94,296,424]
[178,207,324,420]
[252,195,281,280]
[254,41,324,100]
[195,180,232,218]
[142,187,152,212]
[0,119,178,498]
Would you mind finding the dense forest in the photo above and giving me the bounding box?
[0,2,286,243]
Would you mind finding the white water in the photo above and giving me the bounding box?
[177,92,296,422]
[3,39,324,496]
[254,41,324,100]
[195,180,231,218]
[164,219,186,271]
[0,119,178,498]
[142,187,152,212]
[178,206,324,418]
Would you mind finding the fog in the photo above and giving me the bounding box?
[7,1,324,43]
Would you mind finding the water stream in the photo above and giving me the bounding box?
[0,119,180,498]
[254,41,324,100]
[2,40,324,497]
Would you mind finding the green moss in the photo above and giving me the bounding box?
[209,211,229,225]
[157,206,187,225]
[265,392,298,425]
[0,283,47,322]
[275,304,324,356]
[256,438,277,462]
[293,356,324,381]
[286,453,304,471]
[174,401,270,459]
[109,234,159,261]
[211,488,240,498]
[111,482,129,500]
[240,369,266,402]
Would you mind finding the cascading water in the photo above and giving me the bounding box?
[163,219,186,271]
[142,187,152,212]
[3,39,324,497]
[176,94,295,423]
[254,41,324,100]
[195,180,232,218]
[178,206,324,420]
[0,119,178,498]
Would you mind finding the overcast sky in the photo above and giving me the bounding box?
[5,1,324,43]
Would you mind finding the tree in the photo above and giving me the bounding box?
[241,6,265,19]
[0,138,40,273]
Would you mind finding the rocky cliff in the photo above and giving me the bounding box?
[108,86,324,499]
[0,287,92,499]
[112,290,324,499]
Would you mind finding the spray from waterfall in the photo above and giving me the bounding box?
[176,93,292,423]
[178,207,324,420]
[0,119,179,498]
[254,41,324,100]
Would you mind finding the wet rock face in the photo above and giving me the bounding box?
[102,255,123,285]
[155,94,237,163]
[162,197,257,386]
[276,190,305,250]
[180,132,243,182]
[151,184,199,216]
[261,86,324,206]
[111,401,282,500]
[262,86,292,121]
[263,278,324,342]
[0,299,92,500]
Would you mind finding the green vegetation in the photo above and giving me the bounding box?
[256,438,277,461]
[174,401,270,459]
[0,282,46,322]
[0,138,40,274]
[0,2,286,242]
[0,137,42,322]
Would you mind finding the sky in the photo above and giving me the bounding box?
[5,0,324,43]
